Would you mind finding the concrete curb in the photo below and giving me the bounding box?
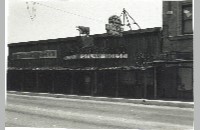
[7,91,194,108]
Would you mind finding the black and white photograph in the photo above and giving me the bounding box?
[5,0,194,129]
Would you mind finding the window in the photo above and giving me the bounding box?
[178,68,193,91]
[182,5,193,34]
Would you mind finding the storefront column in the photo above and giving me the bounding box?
[92,71,97,96]
[102,71,105,96]
[154,67,157,99]
[143,71,147,99]
[115,71,119,97]
[36,71,39,92]
[70,71,74,94]
[51,71,55,93]
[21,71,24,91]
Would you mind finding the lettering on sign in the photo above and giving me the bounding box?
[13,50,57,59]
[63,54,128,60]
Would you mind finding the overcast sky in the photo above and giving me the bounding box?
[7,0,162,43]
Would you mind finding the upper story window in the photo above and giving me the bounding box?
[182,4,193,34]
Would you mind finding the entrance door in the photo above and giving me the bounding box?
[157,67,178,99]
[74,72,92,96]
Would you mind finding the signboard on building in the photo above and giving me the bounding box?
[63,54,128,60]
[12,50,57,59]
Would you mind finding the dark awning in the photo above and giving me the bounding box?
[7,65,154,71]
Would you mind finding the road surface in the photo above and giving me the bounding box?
[6,93,194,129]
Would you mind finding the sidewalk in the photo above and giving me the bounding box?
[7,91,194,108]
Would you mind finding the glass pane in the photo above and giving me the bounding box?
[183,6,192,20]
[178,68,193,90]
[183,19,193,34]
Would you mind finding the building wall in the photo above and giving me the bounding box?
[162,0,193,55]
[8,28,161,69]
[158,0,193,100]
[7,28,161,99]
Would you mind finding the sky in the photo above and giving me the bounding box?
[6,0,163,43]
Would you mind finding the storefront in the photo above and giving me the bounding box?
[7,27,166,100]
[153,61,193,100]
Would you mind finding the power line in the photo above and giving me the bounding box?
[28,1,105,23]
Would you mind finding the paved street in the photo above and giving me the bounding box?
[6,93,194,129]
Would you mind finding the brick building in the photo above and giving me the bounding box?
[153,0,193,100]
[162,0,193,54]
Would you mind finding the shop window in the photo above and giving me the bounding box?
[182,5,193,34]
[178,68,193,91]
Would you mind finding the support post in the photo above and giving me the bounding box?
[115,71,119,97]
[70,71,74,94]
[154,67,157,99]
[52,71,55,93]
[21,71,24,91]
[36,71,39,92]
[103,71,105,96]
[143,71,147,99]
[92,71,97,96]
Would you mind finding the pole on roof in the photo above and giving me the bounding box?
[120,8,141,30]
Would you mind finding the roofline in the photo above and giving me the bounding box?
[8,27,161,47]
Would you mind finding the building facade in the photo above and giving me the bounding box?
[7,28,162,99]
[7,0,193,100]
[155,0,193,100]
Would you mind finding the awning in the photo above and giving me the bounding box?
[7,65,154,71]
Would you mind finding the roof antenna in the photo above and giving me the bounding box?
[119,8,141,30]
